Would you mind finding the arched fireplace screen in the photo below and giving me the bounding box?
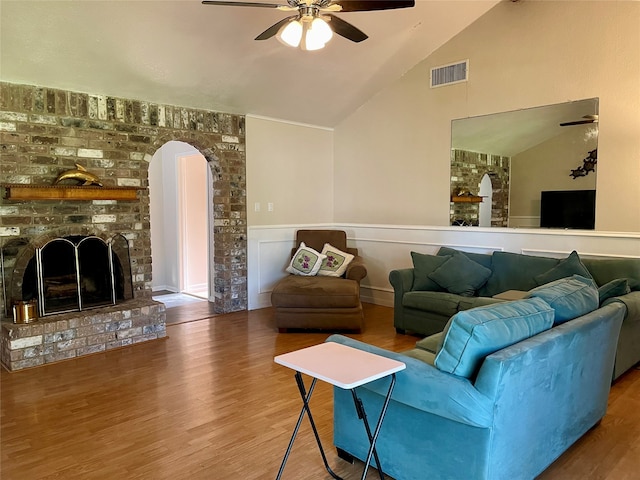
[22,234,134,317]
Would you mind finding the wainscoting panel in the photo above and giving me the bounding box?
[248,224,640,310]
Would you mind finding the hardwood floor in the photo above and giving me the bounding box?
[1,303,639,479]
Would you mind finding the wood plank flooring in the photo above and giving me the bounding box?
[1,303,639,480]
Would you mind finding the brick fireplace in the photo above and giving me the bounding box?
[0,82,247,371]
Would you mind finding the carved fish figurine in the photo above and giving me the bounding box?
[54,163,103,186]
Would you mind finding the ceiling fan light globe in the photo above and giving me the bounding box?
[311,17,333,43]
[301,17,331,51]
[278,19,302,47]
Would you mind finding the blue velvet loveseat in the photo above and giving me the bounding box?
[328,276,625,480]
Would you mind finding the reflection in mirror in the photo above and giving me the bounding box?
[450,98,598,229]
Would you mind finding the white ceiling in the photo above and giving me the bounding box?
[0,0,499,128]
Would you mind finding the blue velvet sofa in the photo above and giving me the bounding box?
[328,277,625,480]
[389,247,640,379]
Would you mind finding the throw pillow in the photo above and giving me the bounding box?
[526,274,599,324]
[628,278,640,291]
[286,242,326,276]
[428,253,492,297]
[437,246,493,269]
[434,297,554,379]
[598,278,631,304]
[410,252,450,291]
[317,243,354,277]
[534,250,593,285]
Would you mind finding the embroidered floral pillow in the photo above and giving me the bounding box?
[318,243,355,277]
[286,242,326,276]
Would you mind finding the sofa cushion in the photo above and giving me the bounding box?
[598,278,631,305]
[402,348,436,366]
[434,297,554,379]
[526,274,599,324]
[286,242,326,276]
[534,251,593,285]
[415,332,443,354]
[403,291,461,318]
[484,251,559,297]
[458,296,505,312]
[271,275,360,308]
[428,253,492,297]
[317,243,354,277]
[410,252,450,291]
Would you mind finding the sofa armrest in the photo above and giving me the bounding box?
[345,255,367,283]
[602,290,640,321]
[389,269,413,330]
[326,334,493,428]
[389,268,413,294]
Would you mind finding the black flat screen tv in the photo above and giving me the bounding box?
[540,190,596,229]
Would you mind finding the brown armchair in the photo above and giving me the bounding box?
[271,230,367,332]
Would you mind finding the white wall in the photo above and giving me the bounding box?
[332,1,640,233]
[246,115,334,226]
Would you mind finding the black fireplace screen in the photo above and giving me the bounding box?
[22,234,133,316]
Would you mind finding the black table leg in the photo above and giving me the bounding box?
[276,372,342,480]
[352,373,397,480]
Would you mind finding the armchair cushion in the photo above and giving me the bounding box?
[428,253,492,297]
[318,243,354,277]
[286,242,326,276]
[526,274,599,324]
[271,275,361,308]
[434,297,554,378]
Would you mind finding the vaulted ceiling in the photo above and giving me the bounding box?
[0,0,499,127]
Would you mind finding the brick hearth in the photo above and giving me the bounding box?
[1,298,166,371]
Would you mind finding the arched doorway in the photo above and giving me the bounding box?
[478,173,493,227]
[149,141,213,302]
[146,125,247,315]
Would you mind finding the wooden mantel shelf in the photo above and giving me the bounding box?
[451,195,484,203]
[1,184,143,201]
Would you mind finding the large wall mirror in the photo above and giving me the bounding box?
[450,98,599,229]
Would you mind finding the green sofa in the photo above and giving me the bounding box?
[389,247,640,380]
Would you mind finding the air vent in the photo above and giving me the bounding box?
[430,60,469,88]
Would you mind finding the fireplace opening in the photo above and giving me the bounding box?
[21,234,134,317]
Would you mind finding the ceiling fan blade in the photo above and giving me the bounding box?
[255,16,297,40]
[559,119,597,127]
[330,0,415,12]
[202,1,286,8]
[326,14,368,42]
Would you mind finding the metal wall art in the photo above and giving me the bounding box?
[570,149,598,179]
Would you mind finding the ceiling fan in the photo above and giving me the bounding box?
[559,114,599,127]
[201,0,415,51]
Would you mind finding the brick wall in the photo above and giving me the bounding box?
[450,149,510,227]
[0,82,247,320]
